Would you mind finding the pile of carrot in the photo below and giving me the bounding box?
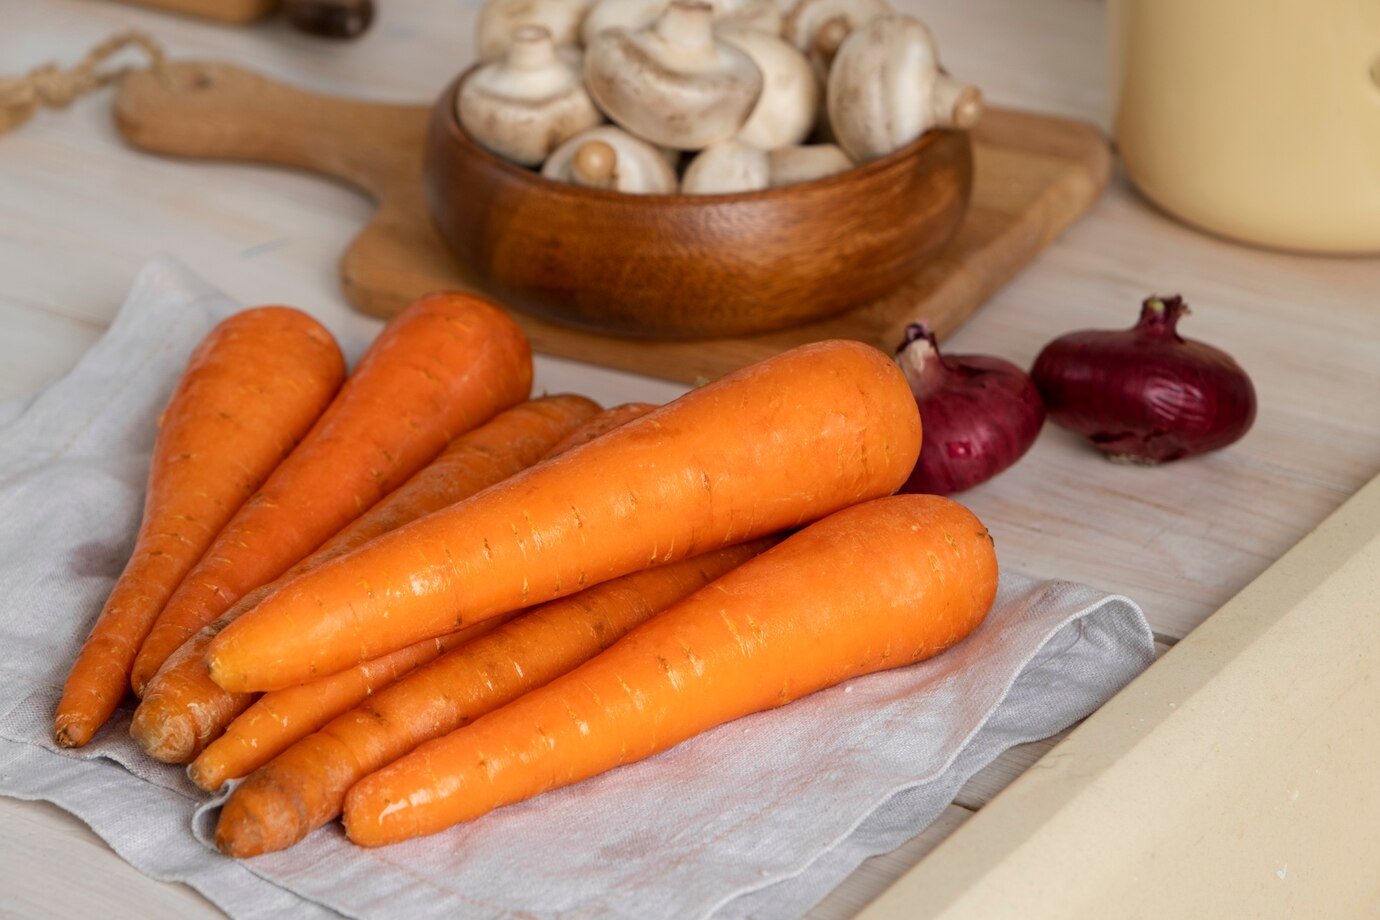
[55,290,1001,858]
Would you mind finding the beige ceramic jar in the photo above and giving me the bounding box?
[1109,0,1380,253]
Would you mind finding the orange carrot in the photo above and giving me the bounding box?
[53,307,344,748]
[191,612,519,794]
[213,539,774,856]
[208,340,921,692]
[130,293,532,693]
[344,495,997,846]
[541,402,656,459]
[130,395,595,763]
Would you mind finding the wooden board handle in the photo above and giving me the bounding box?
[114,61,429,200]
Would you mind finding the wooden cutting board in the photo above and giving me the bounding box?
[115,61,1112,384]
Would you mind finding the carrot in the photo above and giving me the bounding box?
[191,612,520,794]
[541,402,656,459]
[52,307,344,748]
[208,340,921,692]
[129,292,532,693]
[344,495,997,846]
[129,395,595,763]
[212,539,774,857]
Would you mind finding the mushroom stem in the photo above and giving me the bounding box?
[458,22,601,166]
[813,16,850,66]
[508,25,559,69]
[655,1,716,51]
[572,140,619,188]
[932,74,983,129]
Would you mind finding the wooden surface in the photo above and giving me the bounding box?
[1,0,1378,917]
[112,61,1110,380]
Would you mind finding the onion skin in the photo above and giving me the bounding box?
[1031,295,1257,464]
[895,324,1045,495]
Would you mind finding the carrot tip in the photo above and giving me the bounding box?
[129,704,199,764]
[204,656,241,694]
[342,824,386,849]
[53,720,90,749]
[187,761,223,794]
[215,820,264,859]
[214,791,295,858]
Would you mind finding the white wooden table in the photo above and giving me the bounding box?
[2,1,1377,917]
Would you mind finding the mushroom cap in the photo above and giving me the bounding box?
[827,14,949,162]
[584,2,763,151]
[476,0,596,61]
[582,0,781,48]
[541,125,680,193]
[782,0,891,53]
[767,143,853,187]
[580,0,663,44]
[715,0,782,36]
[459,26,604,166]
[681,139,771,194]
[719,27,819,150]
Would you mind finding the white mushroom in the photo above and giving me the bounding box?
[778,0,891,149]
[719,27,818,150]
[682,138,855,193]
[458,26,604,166]
[715,0,782,36]
[681,139,770,194]
[782,0,890,73]
[580,0,659,43]
[827,15,982,162]
[767,143,853,186]
[580,0,780,47]
[476,0,596,61]
[541,126,680,193]
[584,1,763,151]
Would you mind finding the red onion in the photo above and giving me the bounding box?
[894,324,1045,495]
[1031,295,1256,464]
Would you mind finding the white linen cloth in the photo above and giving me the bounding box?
[0,257,1156,919]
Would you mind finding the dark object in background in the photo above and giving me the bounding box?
[285,0,375,39]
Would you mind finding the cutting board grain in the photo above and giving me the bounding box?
[114,61,1111,384]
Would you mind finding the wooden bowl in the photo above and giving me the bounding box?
[424,76,974,340]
